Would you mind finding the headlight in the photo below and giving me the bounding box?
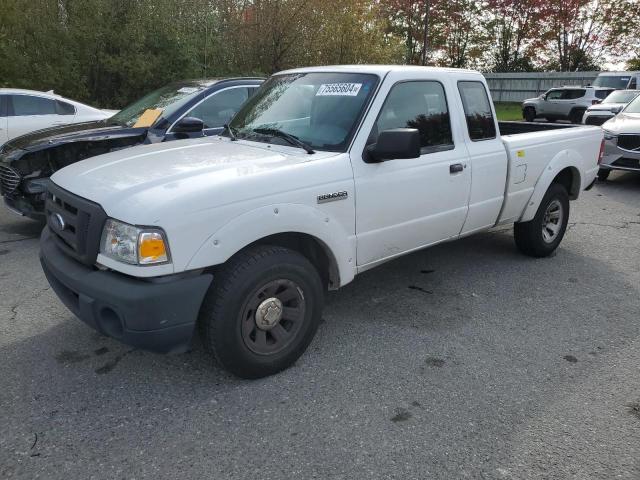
[603,130,617,141]
[100,218,170,265]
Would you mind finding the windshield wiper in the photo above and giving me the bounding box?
[252,127,315,154]
[223,124,238,141]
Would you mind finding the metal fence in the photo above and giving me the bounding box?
[485,71,600,103]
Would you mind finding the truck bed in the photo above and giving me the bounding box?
[498,121,577,136]
[497,123,602,224]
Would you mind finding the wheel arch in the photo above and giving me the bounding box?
[518,154,582,222]
[186,203,355,289]
[243,232,341,290]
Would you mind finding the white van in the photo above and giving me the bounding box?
[593,71,640,90]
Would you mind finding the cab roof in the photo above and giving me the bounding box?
[278,64,481,76]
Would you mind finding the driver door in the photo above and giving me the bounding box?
[351,75,471,267]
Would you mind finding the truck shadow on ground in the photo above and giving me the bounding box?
[2,227,638,390]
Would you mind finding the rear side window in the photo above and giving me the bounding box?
[55,100,75,115]
[562,89,585,99]
[185,87,250,129]
[595,89,614,100]
[0,95,7,117]
[458,81,496,141]
[369,81,453,153]
[629,77,638,89]
[10,95,56,116]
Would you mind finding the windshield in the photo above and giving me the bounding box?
[624,95,640,114]
[603,90,640,104]
[593,75,632,89]
[228,72,379,152]
[108,83,207,127]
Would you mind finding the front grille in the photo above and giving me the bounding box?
[618,134,640,152]
[612,158,640,169]
[585,116,608,126]
[45,182,107,266]
[0,164,21,194]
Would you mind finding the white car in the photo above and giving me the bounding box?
[0,89,113,146]
[40,65,603,378]
[599,94,640,181]
[582,89,640,126]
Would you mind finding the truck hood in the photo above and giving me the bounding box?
[602,112,640,134]
[51,136,333,220]
[0,120,147,155]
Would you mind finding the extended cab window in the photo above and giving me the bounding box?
[369,81,453,153]
[11,95,56,116]
[458,81,496,141]
[185,87,250,129]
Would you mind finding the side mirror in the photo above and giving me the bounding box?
[365,128,421,163]
[173,117,204,133]
[611,106,623,114]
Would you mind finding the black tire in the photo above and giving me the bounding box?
[569,109,585,124]
[597,168,610,181]
[523,107,536,122]
[514,183,570,257]
[198,245,324,379]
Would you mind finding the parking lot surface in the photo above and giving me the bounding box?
[1,172,640,479]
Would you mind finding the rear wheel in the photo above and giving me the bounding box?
[198,245,324,379]
[523,107,536,122]
[597,168,610,181]
[569,109,585,124]
[514,183,570,257]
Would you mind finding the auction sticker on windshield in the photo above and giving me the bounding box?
[316,83,362,96]
[133,108,163,128]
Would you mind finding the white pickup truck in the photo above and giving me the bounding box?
[40,65,604,378]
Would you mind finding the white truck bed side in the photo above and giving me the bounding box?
[498,126,601,224]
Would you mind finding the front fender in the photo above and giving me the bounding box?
[518,150,582,223]
[186,203,356,287]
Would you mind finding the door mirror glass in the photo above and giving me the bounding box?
[173,116,204,133]
[365,128,420,163]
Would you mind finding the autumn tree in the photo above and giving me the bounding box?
[538,0,640,71]
[485,0,545,72]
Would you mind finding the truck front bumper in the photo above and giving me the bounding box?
[40,227,212,353]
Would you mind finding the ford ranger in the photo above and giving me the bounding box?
[39,66,604,379]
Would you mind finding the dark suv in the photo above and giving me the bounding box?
[0,77,263,220]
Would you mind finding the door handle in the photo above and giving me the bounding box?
[450,163,464,174]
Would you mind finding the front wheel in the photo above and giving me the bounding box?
[514,183,570,257]
[523,107,536,122]
[198,245,324,379]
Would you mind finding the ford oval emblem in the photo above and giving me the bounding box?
[51,213,66,231]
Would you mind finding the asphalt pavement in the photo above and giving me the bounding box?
[1,171,640,479]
